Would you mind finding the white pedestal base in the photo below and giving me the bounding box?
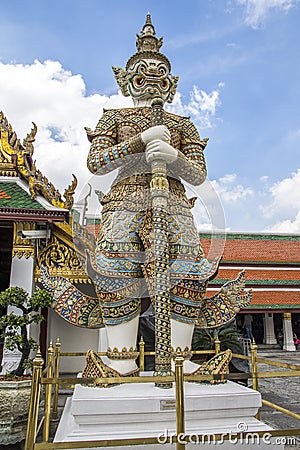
[55,379,282,449]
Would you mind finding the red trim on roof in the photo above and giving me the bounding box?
[0,207,69,222]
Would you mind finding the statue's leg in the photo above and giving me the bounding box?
[170,318,199,373]
[105,316,140,374]
[82,280,141,381]
[84,208,146,380]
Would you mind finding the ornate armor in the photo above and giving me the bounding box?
[86,107,218,326]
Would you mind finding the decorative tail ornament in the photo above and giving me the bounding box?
[197,270,252,329]
[40,265,102,328]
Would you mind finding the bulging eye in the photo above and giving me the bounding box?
[161,79,169,90]
[134,76,144,87]
[158,64,167,76]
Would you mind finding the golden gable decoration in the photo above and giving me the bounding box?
[34,234,91,284]
[0,111,77,210]
[12,222,35,259]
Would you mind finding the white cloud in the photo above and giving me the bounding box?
[211,173,254,202]
[261,169,300,232]
[0,59,133,196]
[166,84,222,129]
[236,0,300,28]
[263,169,300,217]
[259,175,269,183]
[266,210,300,232]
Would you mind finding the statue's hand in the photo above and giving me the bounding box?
[146,139,178,164]
[141,125,170,145]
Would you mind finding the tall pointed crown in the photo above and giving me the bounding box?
[126,13,171,70]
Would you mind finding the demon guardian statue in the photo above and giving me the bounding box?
[41,14,251,386]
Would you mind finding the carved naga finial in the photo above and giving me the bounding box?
[23,122,37,156]
[63,174,78,210]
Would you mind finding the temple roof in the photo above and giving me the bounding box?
[0,111,77,216]
[0,180,45,209]
[200,233,300,311]
[0,178,69,222]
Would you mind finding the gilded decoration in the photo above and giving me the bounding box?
[0,111,77,210]
[35,234,91,284]
[82,349,139,387]
[106,347,139,360]
[185,349,232,384]
[12,222,35,259]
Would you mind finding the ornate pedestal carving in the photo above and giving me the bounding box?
[0,379,32,445]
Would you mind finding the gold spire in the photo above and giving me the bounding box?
[126,13,169,70]
[136,13,163,53]
[145,12,152,25]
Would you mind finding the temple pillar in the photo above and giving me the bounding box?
[263,313,277,345]
[10,253,34,293]
[283,312,296,351]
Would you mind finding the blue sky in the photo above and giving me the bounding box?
[0,0,300,232]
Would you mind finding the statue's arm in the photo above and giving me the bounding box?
[169,118,208,186]
[86,109,145,175]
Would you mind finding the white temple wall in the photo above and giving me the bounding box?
[10,255,34,293]
[47,309,100,373]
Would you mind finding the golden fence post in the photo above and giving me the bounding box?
[139,336,145,372]
[214,336,221,355]
[24,348,44,450]
[52,337,61,420]
[250,339,260,419]
[175,356,185,450]
[43,341,54,442]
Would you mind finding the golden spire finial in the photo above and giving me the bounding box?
[135,13,163,55]
[146,12,152,26]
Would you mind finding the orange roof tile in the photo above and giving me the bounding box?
[0,189,11,199]
[250,290,300,306]
[206,289,300,308]
[201,237,300,263]
[217,268,300,282]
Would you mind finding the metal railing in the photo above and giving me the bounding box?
[24,338,300,450]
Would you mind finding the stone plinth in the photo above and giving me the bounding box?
[54,379,283,449]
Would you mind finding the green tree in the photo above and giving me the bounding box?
[192,326,244,354]
[0,287,52,376]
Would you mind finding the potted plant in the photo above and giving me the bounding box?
[0,286,52,447]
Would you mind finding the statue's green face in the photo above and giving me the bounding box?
[126,57,178,104]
